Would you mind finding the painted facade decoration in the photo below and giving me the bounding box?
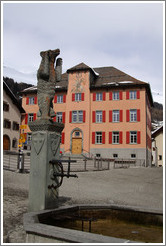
[20,62,153,166]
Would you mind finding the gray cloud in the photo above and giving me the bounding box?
[3,2,163,103]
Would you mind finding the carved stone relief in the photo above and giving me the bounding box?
[32,132,45,155]
[50,133,60,156]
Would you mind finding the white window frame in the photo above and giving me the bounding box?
[96,92,103,101]
[95,132,102,144]
[130,91,137,100]
[113,110,119,122]
[96,111,103,123]
[29,97,35,105]
[112,131,119,144]
[130,109,137,122]
[57,95,63,103]
[56,112,63,123]
[131,154,136,158]
[130,131,137,144]
[113,92,119,100]
[72,110,83,123]
[75,93,82,101]
[28,113,34,122]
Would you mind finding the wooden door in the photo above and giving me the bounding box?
[72,138,82,154]
[3,135,10,150]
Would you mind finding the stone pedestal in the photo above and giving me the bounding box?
[28,119,64,212]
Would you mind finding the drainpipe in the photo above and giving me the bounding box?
[145,94,148,167]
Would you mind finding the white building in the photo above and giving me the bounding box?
[3,81,25,151]
[152,126,163,167]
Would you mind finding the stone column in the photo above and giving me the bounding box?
[28,119,64,212]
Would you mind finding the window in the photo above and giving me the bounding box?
[113,110,119,122]
[113,154,118,158]
[131,154,136,158]
[29,97,35,105]
[28,114,34,122]
[4,119,11,129]
[75,93,82,101]
[130,91,137,99]
[130,109,137,122]
[112,132,119,144]
[159,155,162,161]
[56,112,63,123]
[3,102,9,111]
[130,131,137,144]
[113,92,119,100]
[96,132,102,144]
[57,95,63,103]
[72,111,83,123]
[13,122,19,131]
[75,131,80,137]
[12,138,17,148]
[96,111,103,123]
[27,133,32,145]
[96,92,103,101]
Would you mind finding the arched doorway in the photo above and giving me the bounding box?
[3,135,10,150]
[71,128,83,154]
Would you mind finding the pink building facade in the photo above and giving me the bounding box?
[21,63,153,166]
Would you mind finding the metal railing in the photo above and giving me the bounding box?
[3,150,146,173]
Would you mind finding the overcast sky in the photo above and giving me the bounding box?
[2,1,164,104]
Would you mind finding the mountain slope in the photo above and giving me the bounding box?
[3,65,37,85]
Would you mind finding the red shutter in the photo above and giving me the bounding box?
[83,111,86,123]
[92,132,95,144]
[119,132,123,144]
[137,90,140,99]
[109,132,112,144]
[103,111,106,122]
[63,95,66,103]
[126,131,130,144]
[92,111,96,123]
[126,91,129,99]
[33,113,36,121]
[26,97,29,105]
[102,132,105,144]
[53,115,56,122]
[61,132,65,144]
[72,93,75,101]
[25,114,28,124]
[137,109,140,121]
[126,110,130,122]
[120,91,123,100]
[34,96,37,104]
[62,112,65,124]
[103,92,106,101]
[137,131,141,144]
[93,93,96,101]
[81,93,84,101]
[109,110,112,122]
[54,95,57,103]
[109,92,112,100]
[69,111,72,123]
[120,110,123,122]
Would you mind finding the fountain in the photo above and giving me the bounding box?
[24,49,163,243]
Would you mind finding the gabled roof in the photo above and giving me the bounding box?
[93,66,147,86]
[3,81,25,113]
[152,125,163,138]
[67,62,99,77]
[19,62,154,106]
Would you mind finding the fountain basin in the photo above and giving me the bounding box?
[23,204,163,243]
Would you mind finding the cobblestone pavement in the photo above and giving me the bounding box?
[3,167,163,243]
